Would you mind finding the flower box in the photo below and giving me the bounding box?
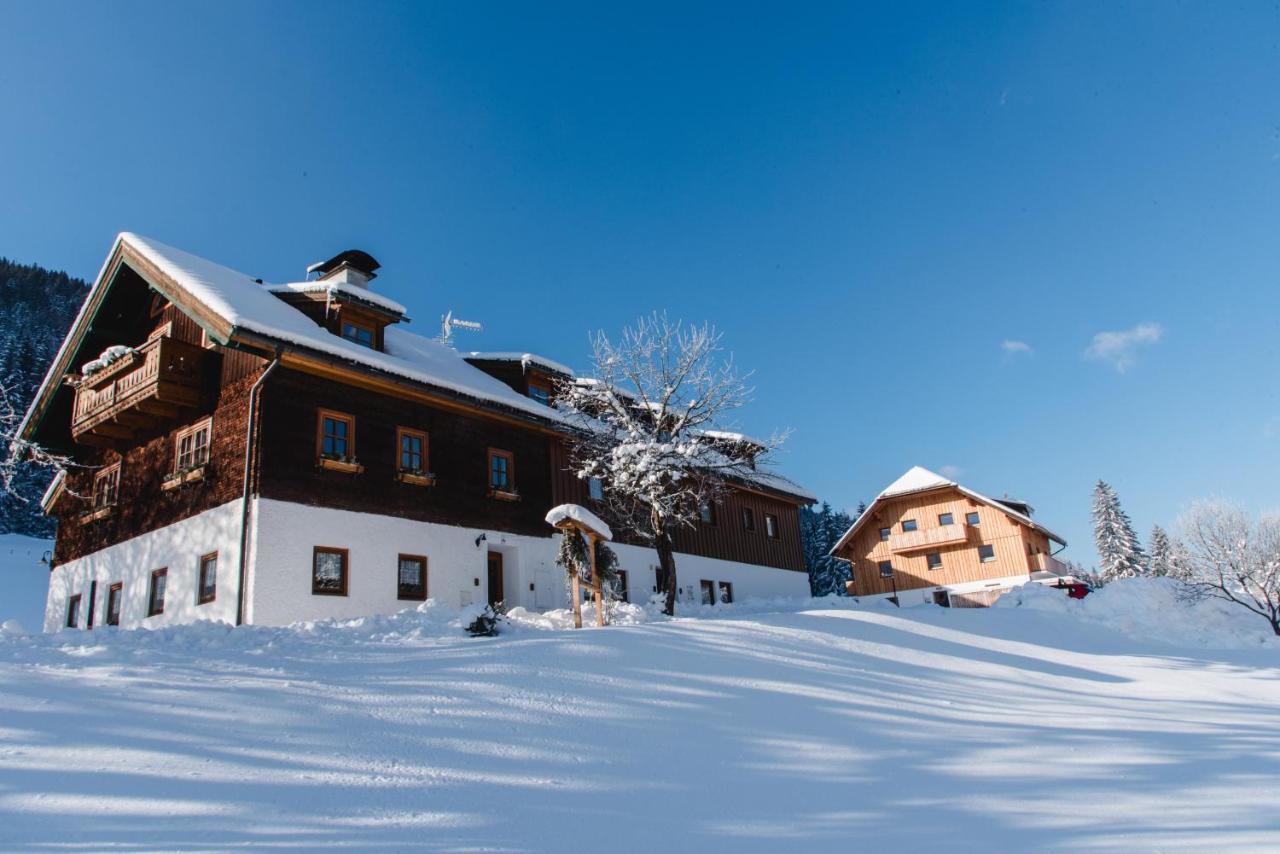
[318,456,364,474]
[397,471,437,487]
[161,465,207,491]
[81,504,115,523]
[489,488,521,502]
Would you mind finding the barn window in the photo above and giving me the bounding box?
[926,552,943,570]
[741,507,756,532]
[879,527,891,541]
[313,547,349,596]
[398,555,428,601]
[765,513,780,539]
[198,553,218,605]
[938,512,954,526]
[902,519,918,532]
[147,568,167,617]
[978,544,996,563]
[966,511,981,526]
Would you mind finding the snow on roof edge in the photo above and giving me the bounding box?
[268,281,409,317]
[466,351,575,377]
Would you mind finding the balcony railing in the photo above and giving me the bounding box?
[888,523,969,553]
[1028,552,1071,577]
[70,335,205,444]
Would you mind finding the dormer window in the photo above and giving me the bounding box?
[527,380,552,406]
[341,320,375,349]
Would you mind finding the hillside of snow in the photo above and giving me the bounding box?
[0,588,1277,851]
[0,534,52,632]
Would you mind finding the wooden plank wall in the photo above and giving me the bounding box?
[839,487,1050,596]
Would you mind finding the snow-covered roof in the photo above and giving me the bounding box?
[831,465,1066,554]
[466,351,574,377]
[39,469,65,513]
[266,281,409,317]
[545,504,613,541]
[699,429,767,449]
[114,233,561,422]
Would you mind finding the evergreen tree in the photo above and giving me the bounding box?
[1148,524,1174,577]
[800,501,856,596]
[1091,480,1147,583]
[0,257,90,536]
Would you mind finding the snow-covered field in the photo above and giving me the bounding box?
[0,578,1277,852]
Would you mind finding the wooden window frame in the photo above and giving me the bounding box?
[174,417,213,472]
[741,506,756,533]
[197,552,218,605]
[316,409,356,460]
[488,448,516,495]
[396,427,429,473]
[66,594,81,629]
[340,318,377,349]
[312,546,349,596]
[878,527,891,542]
[106,583,122,626]
[978,544,996,563]
[966,511,981,526]
[938,512,954,526]
[93,463,121,509]
[397,554,428,601]
[926,552,943,571]
[147,568,168,617]
[901,519,918,532]
[765,513,780,539]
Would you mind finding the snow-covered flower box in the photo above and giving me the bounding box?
[397,469,437,487]
[317,454,364,475]
[161,465,207,491]
[488,487,521,502]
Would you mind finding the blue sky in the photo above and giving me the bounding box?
[4,1,1279,565]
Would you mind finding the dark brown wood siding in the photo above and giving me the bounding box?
[50,366,265,566]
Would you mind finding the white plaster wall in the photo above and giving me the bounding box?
[244,500,810,624]
[43,499,244,632]
[855,572,1043,606]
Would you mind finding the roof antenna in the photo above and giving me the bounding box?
[439,310,483,346]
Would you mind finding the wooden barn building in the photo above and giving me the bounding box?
[20,233,813,631]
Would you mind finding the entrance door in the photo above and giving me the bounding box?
[487,552,504,607]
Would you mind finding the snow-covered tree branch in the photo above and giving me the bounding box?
[1176,500,1280,636]
[556,313,786,615]
[0,381,79,516]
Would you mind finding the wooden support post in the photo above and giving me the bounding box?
[570,567,583,629]
[589,532,605,627]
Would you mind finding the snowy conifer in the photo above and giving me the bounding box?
[1148,524,1174,577]
[1092,480,1147,582]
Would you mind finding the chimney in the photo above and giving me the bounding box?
[306,249,381,290]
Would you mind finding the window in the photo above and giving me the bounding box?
[86,581,98,629]
[901,519,918,532]
[175,418,212,471]
[527,381,552,406]
[65,594,81,629]
[926,552,943,571]
[966,511,980,526]
[700,579,716,605]
[198,553,217,605]
[587,477,604,502]
[878,560,894,578]
[613,569,629,603]
[741,507,756,532]
[488,448,514,492]
[313,547,349,595]
[938,512,954,526]
[765,513,779,539]
[147,568,167,617]
[341,320,375,349]
[397,554,428,601]
[718,581,734,604]
[106,583,122,626]
[978,544,996,563]
[397,427,428,473]
[318,409,355,459]
[879,527,891,542]
[699,502,717,526]
[93,463,120,509]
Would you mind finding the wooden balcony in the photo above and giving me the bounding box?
[889,523,969,553]
[1029,552,1070,577]
[70,336,205,445]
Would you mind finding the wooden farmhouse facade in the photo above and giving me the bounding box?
[831,467,1071,607]
[21,233,813,632]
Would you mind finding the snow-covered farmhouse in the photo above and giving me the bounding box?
[831,466,1071,607]
[21,234,814,631]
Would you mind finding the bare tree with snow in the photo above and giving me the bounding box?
[1092,480,1147,583]
[0,381,78,519]
[1176,500,1280,636]
[556,313,783,615]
